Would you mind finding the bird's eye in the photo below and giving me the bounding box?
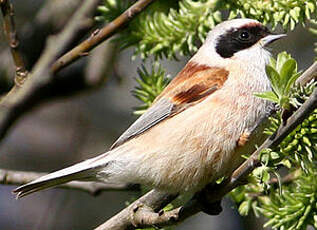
[239,31,250,41]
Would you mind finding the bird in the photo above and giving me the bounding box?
[14,18,286,198]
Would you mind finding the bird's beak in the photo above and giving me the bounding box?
[260,34,287,46]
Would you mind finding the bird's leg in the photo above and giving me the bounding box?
[237,130,251,147]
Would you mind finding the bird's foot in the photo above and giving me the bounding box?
[130,201,145,227]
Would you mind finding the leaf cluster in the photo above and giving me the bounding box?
[132,62,170,115]
[122,0,222,59]
[256,52,316,173]
[255,52,301,110]
[226,0,316,30]
[231,169,317,230]
[260,171,317,230]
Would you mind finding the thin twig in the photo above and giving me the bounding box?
[94,62,317,230]
[0,0,28,85]
[51,0,157,73]
[0,169,139,195]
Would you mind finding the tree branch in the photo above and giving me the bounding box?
[94,62,317,230]
[0,0,28,85]
[51,0,157,73]
[95,190,178,230]
[0,169,139,196]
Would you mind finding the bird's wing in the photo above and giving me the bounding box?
[110,61,229,149]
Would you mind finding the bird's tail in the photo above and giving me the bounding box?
[13,153,109,199]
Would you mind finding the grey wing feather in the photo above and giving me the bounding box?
[110,99,175,149]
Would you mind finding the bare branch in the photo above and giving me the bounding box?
[94,62,317,230]
[0,0,28,85]
[0,169,139,195]
[51,0,157,73]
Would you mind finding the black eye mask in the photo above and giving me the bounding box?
[215,24,271,58]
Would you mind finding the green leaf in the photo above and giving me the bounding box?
[270,151,280,160]
[284,72,301,96]
[262,170,270,183]
[281,159,292,168]
[269,57,277,69]
[276,52,291,73]
[280,59,297,93]
[254,91,279,103]
[265,65,282,96]
[133,62,170,115]
[239,200,251,216]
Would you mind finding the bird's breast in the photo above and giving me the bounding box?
[112,68,272,193]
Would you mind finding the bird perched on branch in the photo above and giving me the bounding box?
[14,18,285,198]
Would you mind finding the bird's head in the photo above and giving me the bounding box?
[192,18,286,67]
